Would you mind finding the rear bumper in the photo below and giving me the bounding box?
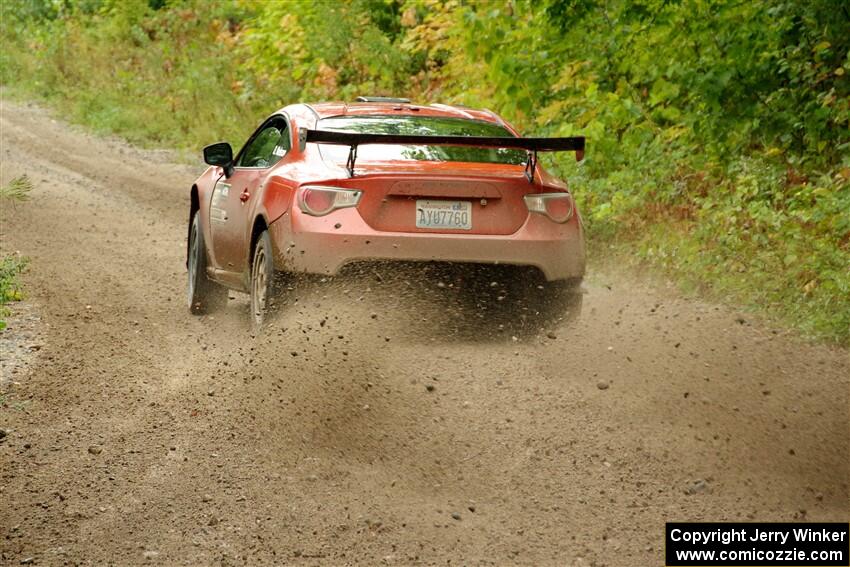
[270,207,585,281]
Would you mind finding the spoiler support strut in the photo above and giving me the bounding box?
[345,144,358,177]
[524,150,538,183]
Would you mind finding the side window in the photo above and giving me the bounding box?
[237,118,291,168]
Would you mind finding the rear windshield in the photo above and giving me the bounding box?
[316,115,526,165]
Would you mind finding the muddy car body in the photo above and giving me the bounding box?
[187,98,586,325]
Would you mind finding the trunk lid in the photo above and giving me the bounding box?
[332,162,534,235]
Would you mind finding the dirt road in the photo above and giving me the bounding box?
[1,99,848,566]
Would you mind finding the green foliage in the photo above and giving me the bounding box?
[237,0,413,102]
[0,255,29,328]
[1,0,261,148]
[1,0,848,343]
[0,176,33,330]
[0,175,33,202]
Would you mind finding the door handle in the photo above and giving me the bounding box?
[240,189,250,203]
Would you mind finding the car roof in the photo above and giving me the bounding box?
[292,101,506,126]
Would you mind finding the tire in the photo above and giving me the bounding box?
[187,211,227,314]
[249,229,278,329]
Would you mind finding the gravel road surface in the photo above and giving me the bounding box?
[1,100,848,566]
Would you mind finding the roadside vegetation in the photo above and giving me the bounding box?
[1,0,847,344]
[0,176,32,330]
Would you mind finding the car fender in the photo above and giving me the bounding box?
[259,175,297,225]
[189,165,224,266]
[242,173,298,271]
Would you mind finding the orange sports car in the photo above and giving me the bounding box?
[187,97,586,326]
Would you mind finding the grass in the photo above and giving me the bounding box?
[0,174,32,202]
[601,222,849,345]
[1,175,32,330]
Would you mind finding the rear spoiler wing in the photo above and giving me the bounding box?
[301,129,585,182]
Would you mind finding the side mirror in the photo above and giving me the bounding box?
[203,142,234,175]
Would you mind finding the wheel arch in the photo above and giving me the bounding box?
[187,184,200,268]
[249,213,270,268]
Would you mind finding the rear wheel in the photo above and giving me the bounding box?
[250,230,278,329]
[187,211,227,314]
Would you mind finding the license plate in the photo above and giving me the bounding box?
[415,200,472,230]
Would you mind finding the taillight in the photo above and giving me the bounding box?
[299,186,362,216]
[524,193,574,223]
